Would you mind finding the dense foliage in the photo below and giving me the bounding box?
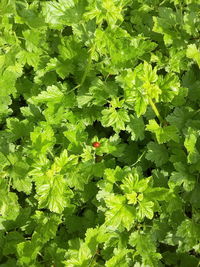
[1,0,200,266]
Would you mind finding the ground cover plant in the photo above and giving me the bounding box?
[1,0,200,266]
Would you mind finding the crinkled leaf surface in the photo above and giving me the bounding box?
[0,0,200,266]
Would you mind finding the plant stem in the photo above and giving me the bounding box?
[131,150,146,167]
[148,98,164,124]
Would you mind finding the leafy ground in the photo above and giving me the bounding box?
[1,0,200,266]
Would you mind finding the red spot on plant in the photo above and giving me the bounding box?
[92,142,101,148]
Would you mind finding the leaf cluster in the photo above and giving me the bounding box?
[1,0,200,266]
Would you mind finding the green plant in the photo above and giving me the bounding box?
[1,0,200,266]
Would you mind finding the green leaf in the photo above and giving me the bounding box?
[0,95,12,120]
[126,115,145,141]
[105,249,131,267]
[84,226,110,254]
[35,172,72,213]
[1,0,200,265]
[77,94,93,107]
[146,141,169,167]
[176,219,200,252]
[121,172,150,194]
[166,107,191,130]
[0,70,18,96]
[65,161,94,190]
[146,119,179,144]
[9,161,32,194]
[186,44,200,68]
[42,0,86,28]
[89,78,118,106]
[158,73,180,102]
[32,211,62,243]
[138,200,154,220]
[105,194,136,230]
[0,179,20,220]
[117,62,163,117]
[104,166,124,183]
[101,107,130,132]
[64,238,92,266]
[129,231,162,267]
[3,232,24,256]
[0,0,16,15]
[32,85,64,103]
[17,50,40,69]
[6,118,33,141]
[22,29,42,53]
[30,123,56,157]
[95,28,156,69]
[153,7,182,46]
[184,127,200,164]
[64,122,87,147]
[16,1,45,28]
[84,0,124,28]
[144,187,169,202]
[17,240,41,266]
[169,162,196,192]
